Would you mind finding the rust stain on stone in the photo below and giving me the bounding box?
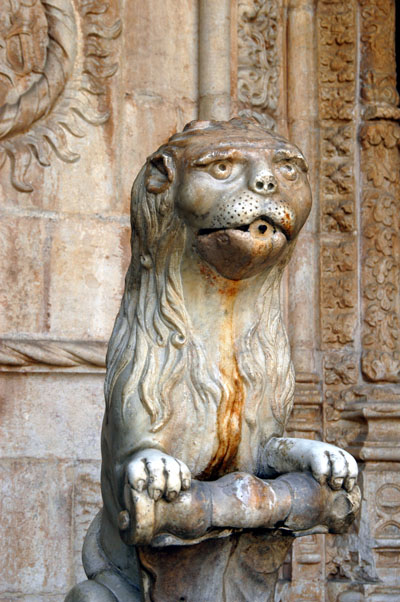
[200,284,245,479]
[199,262,218,286]
[282,209,293,239]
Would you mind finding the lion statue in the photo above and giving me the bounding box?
[66,118,358,602]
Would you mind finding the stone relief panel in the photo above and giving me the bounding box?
[317,0,400,599]
[0,0,121,192]
[359,0,400,120]
[360,465,400,598]
[359,0,400,384]
[318,0,357,357]
[360,122,400,383]
[320,239,357,348]
[237,0,282,129]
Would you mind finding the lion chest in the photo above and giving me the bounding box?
[198,353,246,479]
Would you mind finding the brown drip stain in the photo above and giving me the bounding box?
[282,209,293,238]
[202,357,245,479]
[199,281,245,480]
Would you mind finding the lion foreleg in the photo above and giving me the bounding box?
[263,437,358,492]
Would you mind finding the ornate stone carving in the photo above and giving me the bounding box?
[358,465,400,597]
[0,0,121,192]
[237,0,280,129]
[360,123,400,383]
[325,386,400,462]
[65,119,360,601]
[318,1,356,121]
[359,0,400,120]
[320,240,357,347]
[317,0,358,369]
[324,354,357,387]
[361,351,400,384]
[358,0,400,385]
[317,6,367,598]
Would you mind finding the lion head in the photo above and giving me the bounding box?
[104,118,311,477]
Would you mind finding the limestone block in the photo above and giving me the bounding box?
[48,217,130,339]
[72,461,102,583]
[0,162,59,214]
[0,374,104,460]
[0,459,73,595]
[123,0,198,102]
[0,216,48,336]
[51,128,118,216]
[119,95,197,209]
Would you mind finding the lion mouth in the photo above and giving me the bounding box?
[197,215,290,241]
[195,215,290,280]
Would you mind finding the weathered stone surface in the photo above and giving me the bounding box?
[0,374,103,460]
[0,217,48,336]
[0,459,74,595]
[48,218,130,339]
[119,96,197,210]
[72,462,102,584]
[123,0,198,102]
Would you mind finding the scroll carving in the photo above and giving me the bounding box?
[0,0,121,192]
[237,0,280,129]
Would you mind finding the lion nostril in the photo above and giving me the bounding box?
[254,177,276,193]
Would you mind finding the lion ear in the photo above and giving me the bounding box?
[145,152,175,193]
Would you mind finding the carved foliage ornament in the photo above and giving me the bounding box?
[360,122,400,383]
[317,0,357,358]
[0,0,121,192]
[359,0,400,118]
[237,0,279,129]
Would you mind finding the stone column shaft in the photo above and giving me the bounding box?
[198,0,231,120]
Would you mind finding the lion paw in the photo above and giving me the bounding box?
[265,437,358,492]
[126,449,191,501]
[306,442,358,492]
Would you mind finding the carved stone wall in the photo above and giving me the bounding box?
[0,1,399,599]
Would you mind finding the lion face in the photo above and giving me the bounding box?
[145,121,312,281]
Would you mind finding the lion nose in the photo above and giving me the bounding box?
[250,170,278,195]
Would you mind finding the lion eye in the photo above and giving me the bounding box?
[278,162,298,181]
[208,161,232,179]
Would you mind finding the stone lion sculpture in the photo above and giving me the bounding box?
[66,118,359,602]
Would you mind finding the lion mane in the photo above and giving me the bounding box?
[104,120,295,454]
